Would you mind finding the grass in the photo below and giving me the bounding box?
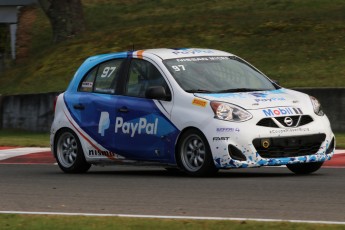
[0,129,50,147]
[335,133,345,149]
[1,0,345,95]
[1,214,345,230]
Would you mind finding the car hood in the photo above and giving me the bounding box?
[195,88,309,110]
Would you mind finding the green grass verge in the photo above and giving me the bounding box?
[1,0,345,95]
[0,129,50,147]
[335,132,345,149]
[1,214,345,230]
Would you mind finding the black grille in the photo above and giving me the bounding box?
[256,118,279,128]
[253,134,326,158]
[275,116,300,127]
[299,115,314,126]
[256,115,313,128]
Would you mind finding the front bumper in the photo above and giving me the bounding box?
[204,113,335,169]
[214,135,334,169]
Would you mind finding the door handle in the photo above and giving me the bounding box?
[118,107,128,113]
[73,104,85,110]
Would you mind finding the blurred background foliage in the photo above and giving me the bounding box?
[0,0,345,94]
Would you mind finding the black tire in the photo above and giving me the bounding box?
[176,129,218,176]
[286,162,323,175]
[54,129,91,173]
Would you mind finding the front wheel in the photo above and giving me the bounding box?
[176,129,218,176]
[54,129,91,173]
[286,162,323,175]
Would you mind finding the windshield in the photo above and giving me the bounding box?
[163,56,277,93]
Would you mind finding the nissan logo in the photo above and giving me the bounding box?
[284,117,293,126]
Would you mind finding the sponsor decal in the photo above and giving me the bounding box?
[172,49,214,56]
[115,117,158,137]
[254,98,286,103]
[82,82,93,88]
[209,56,229,61]
[88,149,117,157]
[213,137,230,141]
[269,127,310,134]
[98,112,110,136]
[216,128,240,132]
[192,98,207,107]
[262,107,303,117]
[250,90,286,98]
[97,111,160,138]
[176,57,209,62]
[250,92,268,98]
[175,56,229,63]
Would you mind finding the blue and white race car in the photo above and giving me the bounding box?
[50,48,335,176]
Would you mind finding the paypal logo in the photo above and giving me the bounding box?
[98,112,110,136]
[250,92,268,98]
[115,117,158,137]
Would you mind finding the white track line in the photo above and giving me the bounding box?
[335,149,345,154]
[0,147,51,160]
[0,211,344,225]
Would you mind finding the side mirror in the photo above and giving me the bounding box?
[145,86,171,101]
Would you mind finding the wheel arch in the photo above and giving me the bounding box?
[53,127,79,158]
[53,126,91,173]
[174,126,208,165]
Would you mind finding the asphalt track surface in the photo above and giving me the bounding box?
[0,149,345,223]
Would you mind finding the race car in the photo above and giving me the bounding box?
[50,48,335,176]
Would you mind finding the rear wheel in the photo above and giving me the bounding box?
[55,129,91,173]
[176,129,218,176]
[286,162,323,175]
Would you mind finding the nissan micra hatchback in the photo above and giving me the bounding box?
[51,48,335,176]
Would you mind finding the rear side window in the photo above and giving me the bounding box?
[78,59,124,94]
[79,68,97,92]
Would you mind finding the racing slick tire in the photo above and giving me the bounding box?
[176,129,218,176]
[54,129,91,173]
[286,162,323,175]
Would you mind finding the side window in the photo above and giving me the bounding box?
[94,59,123,94]
[79,68,97,92]
[125,59,170,98]
[78,59,124,94]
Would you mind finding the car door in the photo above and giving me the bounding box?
[67,58,126,152]
[113,58,179,162]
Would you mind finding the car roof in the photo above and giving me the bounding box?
[141,48,233,59]
[84,48,233,64]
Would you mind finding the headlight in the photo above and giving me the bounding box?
[310,96,324,116]
[210,101,252,122]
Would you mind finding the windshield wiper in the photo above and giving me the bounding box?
[215,88,264,93]
[185,89,213,93]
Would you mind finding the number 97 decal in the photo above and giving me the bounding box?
[172,65,186,71]
[101,67,116,78]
